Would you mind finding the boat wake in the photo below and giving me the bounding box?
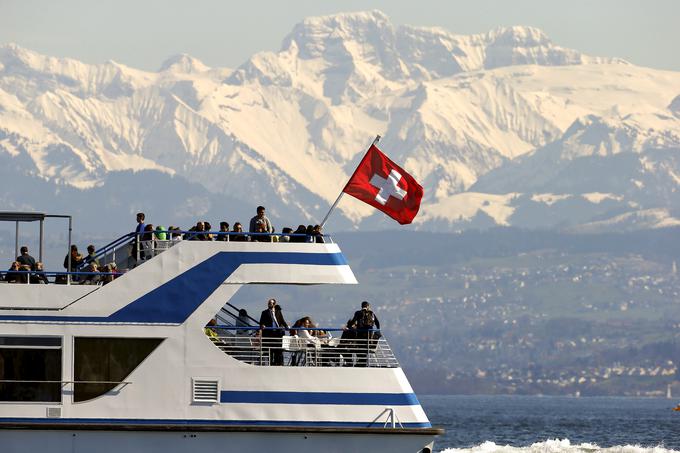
[440,439,679,453]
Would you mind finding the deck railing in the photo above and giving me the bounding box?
[0,230,334,285]
[97,230,334,269]
[207,326,399,368]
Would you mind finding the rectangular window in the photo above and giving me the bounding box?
[0,336,62,403]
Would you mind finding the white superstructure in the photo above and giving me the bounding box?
[0,218,440,453]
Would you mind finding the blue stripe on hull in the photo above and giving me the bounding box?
[0,251,347,324]
[220,391,420,406]
[0,417,431,429]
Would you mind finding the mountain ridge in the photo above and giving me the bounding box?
[1,11,679,232]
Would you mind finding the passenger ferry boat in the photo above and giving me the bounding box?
[0,212,442,453]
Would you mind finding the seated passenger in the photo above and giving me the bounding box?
[169,226,183,242]
[291,225,307,243]
[186,221,205,241]
[6,261,25,283]
[30,261,50,284]
[155,225,167,241]
[280,227,293,242]
[305,225,315,243]
[312,224,325,243]
[204,318,219,340]
[64,245,84,281]
[216,221,230,241]
[81,262,100,285]
[297,317,321,347]
[204,221,214,241]
[100,263,119,285]
[84,244,99,267]
[141,224,155,259]
[16,246,37,271]
[231,222,249,242]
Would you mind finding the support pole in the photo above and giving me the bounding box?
[67,216,72,285]
[14,221,19,260]
[39,219,44,262]
[319,135,381,229]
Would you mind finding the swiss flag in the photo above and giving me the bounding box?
[343,145,424,225]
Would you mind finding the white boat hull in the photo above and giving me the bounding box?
[0,427,437,453]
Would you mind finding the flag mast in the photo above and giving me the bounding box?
[319,135,381,229]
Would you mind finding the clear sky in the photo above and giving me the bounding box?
[2,0,679,72]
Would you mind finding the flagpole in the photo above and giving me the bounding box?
[319,135,381,229]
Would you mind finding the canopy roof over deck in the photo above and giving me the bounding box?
[0,211,72,262]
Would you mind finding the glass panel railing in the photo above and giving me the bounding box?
[205,326,398,368]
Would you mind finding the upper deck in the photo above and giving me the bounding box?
[0,235,357,321]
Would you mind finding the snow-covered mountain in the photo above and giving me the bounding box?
[1,10,680,233]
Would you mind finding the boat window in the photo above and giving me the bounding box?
[0,336,62,403]
[73,337,163,403]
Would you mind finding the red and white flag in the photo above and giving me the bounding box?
[343,145,423,225]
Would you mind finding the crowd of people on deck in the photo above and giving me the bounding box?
[132,206,325,252]
[1,205,326,284]
[206,300,382,367]
[1,243,120,285]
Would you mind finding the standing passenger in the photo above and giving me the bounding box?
[259,299,288,366]
[349,301,381,367]
[249,206,273,233]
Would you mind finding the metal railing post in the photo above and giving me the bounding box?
[67,217,72,286]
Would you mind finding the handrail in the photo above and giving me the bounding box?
[0,269,122,285]
[224,302,259,324]
[128,229,331,241]
[208,327,396,368]
[0,270,121,277]
[79,232,136,269]
[211,324,381,333]
[0,380,131,385]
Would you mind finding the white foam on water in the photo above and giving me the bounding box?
[439,439,679,453]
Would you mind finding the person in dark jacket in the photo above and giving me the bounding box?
[349,301,381,367]
[290,225,307,243]
[64,245,84,281]
[259,299,288,366]
[16,246,36,271]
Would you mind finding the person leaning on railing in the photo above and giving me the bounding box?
[30,261,50,284]
[5,261,24,283]
[231,222,249,242]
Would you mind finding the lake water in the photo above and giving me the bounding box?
[420,395,680,453]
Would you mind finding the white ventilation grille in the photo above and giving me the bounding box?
[46,407,61,418]
[192,378,220,403]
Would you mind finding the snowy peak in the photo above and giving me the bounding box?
[557,113,680,159]
[282,10,395,60]
[159,54,210,73]
[0,43,154,100]
[484,25,581,68]
[231,11,623,97]
[487,26,551,47]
